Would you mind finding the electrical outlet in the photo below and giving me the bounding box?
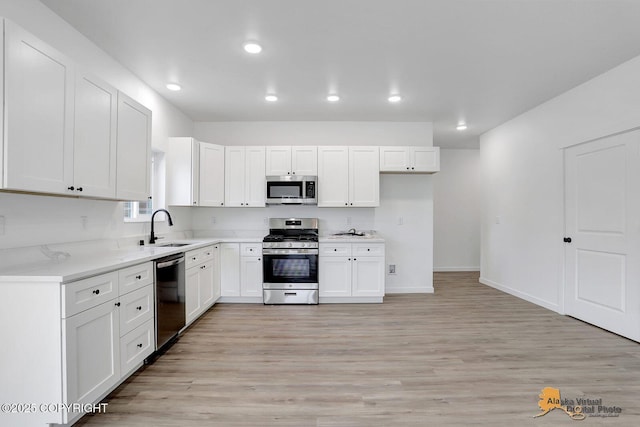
[346,216,352,225]
[389,264,396,274]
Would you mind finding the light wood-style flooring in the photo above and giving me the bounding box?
[76,272,640,426]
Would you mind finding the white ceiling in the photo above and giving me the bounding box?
[40,0,640,148]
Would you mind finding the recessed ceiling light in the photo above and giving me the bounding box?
[166,83,181,91]
[243,41,262,54]
[265,94,278,102]
[456,123,468,131]
[388,95,402,103]
[327,94,340,102]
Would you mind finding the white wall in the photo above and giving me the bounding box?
[480,53,640,312]
[0,0,194,250]
[194,121,435,292]
[433,149,480,271]
[194,121,433,146]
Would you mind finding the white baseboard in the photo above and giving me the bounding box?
[385,286,434,294]
[479,277,560,313]
[433,267,480,272]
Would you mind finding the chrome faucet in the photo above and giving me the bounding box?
[149,209,174,244]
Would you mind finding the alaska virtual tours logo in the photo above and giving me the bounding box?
[534,387,622,420]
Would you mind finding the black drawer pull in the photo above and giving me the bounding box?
[115,302,121,307]
[136,306,142,310]
[92,289,100,295]
[135,275,142,280]
[137,343,143,348]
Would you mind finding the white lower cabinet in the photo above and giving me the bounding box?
[185,245,219,326]
[63,264,154,423]
[319,243,385,302]
[63,300,121,410]
[220,242,263,302]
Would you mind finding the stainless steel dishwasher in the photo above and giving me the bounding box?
[154,253,185,352]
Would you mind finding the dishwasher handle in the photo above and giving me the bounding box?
[156,257,185,269]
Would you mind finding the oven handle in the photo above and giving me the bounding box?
[262,248,319,255]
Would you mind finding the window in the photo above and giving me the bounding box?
[124,150,165,222]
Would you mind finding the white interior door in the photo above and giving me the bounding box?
[564,130,640,341]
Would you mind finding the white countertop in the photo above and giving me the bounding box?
[0,232,384,283]
[0,237,263,283]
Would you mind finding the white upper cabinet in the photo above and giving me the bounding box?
[115,92,152,201]
[349,146,379,207]
[73,70,118,198]
[166,137,200,206]
[3,20,75,195]
[224,146,265,207]
[318,146,349,206]
[318,146,379,207]
[379,146,440,173]
[199,142,225,207]
[266,146,317,176]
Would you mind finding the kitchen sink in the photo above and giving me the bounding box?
[157,242,191,247]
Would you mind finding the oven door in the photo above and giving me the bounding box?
[262,249,318,289]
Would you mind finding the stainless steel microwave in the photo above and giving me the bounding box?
[266,175,317,205]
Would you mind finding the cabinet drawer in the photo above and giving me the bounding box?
[119,262,153,294]
[240,243,262,256]
[320,244,351,256]
[352,244,385,257]
[62,271,119,317]
[119,285,154,336]
[120,318,154,376]
[186,245,215,268]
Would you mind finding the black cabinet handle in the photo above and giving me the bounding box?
[411,167,414,170]
[201,265,206,270]
[136,306,142,310]
[367,248,370,251]
[137,343,143,348]
[92,289,100,295]
[292,171,295,175]
[350,203,353,205]
[115,302,120,307]
[76,187,83,192]
[334,248,337,251]
[287,172,290,175]
[406,167,410,170]
[354,258,357,261]
[135,275,142,280]
[344,203,348,206]
[193,201,197,205]
[563,237,572,243]
[220,202,223,206]
[258,258,261,261]
[67,186,75,191]
[348,258,351,261]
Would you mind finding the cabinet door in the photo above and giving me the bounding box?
[224,147,245,207]
[166,137,198,206]
[4,21,75,195]
[116,92,151,201]
[199,260,215,310]
[352,256,385,297]
[265,146,292,175]
[211,245,221,302]
[412,147,440,172]
[245,146,266,207]
[73,70,117,198]
[119,285,154,336]
[292,146,318,175]
[319,256,352,297]
[317,146,349,207]
[220,243,241,296]
[199,143,225,206]
[240,256,263,297]
[379,147,410,172]
[349,146,379,207]
[63,300,120,408]
[185,266,202,325]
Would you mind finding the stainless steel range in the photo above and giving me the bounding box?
[262,218,319,304]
